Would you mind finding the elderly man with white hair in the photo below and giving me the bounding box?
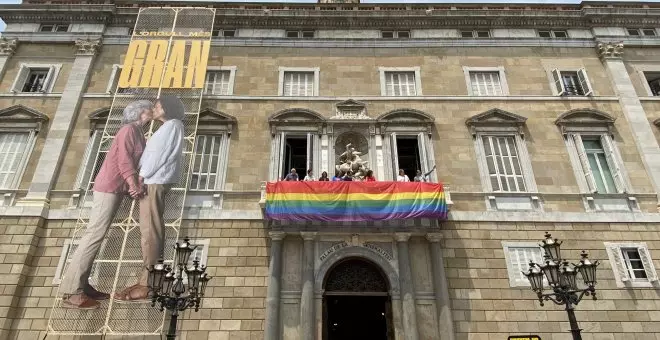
[61,100,154,310]
[115,95,186,303]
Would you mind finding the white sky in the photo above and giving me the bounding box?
[1,0,659,32]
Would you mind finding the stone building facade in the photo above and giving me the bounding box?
[0,0,659,340]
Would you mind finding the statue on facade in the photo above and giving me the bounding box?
[336,143,369,179]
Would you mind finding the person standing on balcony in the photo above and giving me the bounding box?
[114,95,185,303]
[284,168,299,181]
[414,165,437,182]
[364,170,376,182]
[397,169,410,182]
[303,169,316,181]
[332,170,342,181]
[319,171,329,181]
[61,100,153,310]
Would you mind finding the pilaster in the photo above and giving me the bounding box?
[300,232,317,340]
[395,232,419,340]
[17,38,101,207]
[265,231,286,340]
[598,41,660,210]
[426,233,455,340]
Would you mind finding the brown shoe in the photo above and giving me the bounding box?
[84,285,110,301]
[113,284,150,304]
[62,292,99,310]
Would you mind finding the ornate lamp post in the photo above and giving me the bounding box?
[523,233,600,340]
[148,238,212,340]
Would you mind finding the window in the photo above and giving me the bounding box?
[106,65,132,94]
[481,135,526,192]
[605,242,658,288]
[467,109,539,210]
[190,135,228,190]
[550,69,593,96]
[538,30,568,38]
[381,31,410,38]
[213,29,236,37]
[203,66,237,95]
[627,28,657,36]
[641,71,660,96]
[269,109,323,181]
[461,30,490,38]
[40,24,69,32]
[556,109,636,212]
[382,109,436,182]
[11,63,61,93]
[0,133,34,189]
[502,242,545,287]
[278,67,319,96]
[464,67,509,96]
[286,30,315,38]
[379,67,422,96]
[389,132,435,182]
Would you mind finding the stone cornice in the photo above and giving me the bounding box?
[3,3,660,29]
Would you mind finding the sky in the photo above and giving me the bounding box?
[1,0,659,32]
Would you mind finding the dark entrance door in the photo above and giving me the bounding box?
[322,258,393,340]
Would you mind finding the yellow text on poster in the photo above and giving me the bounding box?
[118,39,210,89]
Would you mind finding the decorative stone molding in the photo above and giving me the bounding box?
[394,233,411,242]
[0,104,49,131]
[75,38,102,56]
[269,231,286,241]
[554,108,616,135]
[425,233,444,243]
[377,108,434,136]
[268,108,325,135]
[300,232,317,241]
[330,99,370,120]
[597,41,624,60]
[0,38,17,56]
[198,107,237,135]
[465,108,528,137]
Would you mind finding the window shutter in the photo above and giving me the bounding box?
[306,73,314,96]
[10,65,28,93]
[41,65,57,93]
[638,245,658,282]
[607,245,630,282]
[306,133,314,173]
[73,130,101,191]
[570,134,597,193]
[283,73,292,96]
[106,65,120,93]
[390,133,399,180]
[551,68,564,96]
[600,135,626,193]
[416,132,429,175]
[277,132,286,180]
[577,68,593,96]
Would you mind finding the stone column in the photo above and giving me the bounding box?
[17,38,101,207]
[300,232,317,340]
[395,233,419,340]
[427,233,455,340]
[265,231,286,340]
[0,38,17,79]
[598,41,660,208]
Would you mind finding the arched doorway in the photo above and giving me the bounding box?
[322,258,393,340]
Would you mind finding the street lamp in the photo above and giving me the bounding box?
[523,233,600,340]
[148,238,212,340]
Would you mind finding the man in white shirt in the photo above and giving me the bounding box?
[396,169,410,182]
[115,95,185,302]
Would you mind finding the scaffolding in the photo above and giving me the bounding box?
[47,7,215,336]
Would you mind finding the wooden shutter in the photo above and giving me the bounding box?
[41,65,57,93]
[600,134,626,193]
[106,65,120,93]
[73,130,101,190]
[607,245,630,282]
[551,68,564,96]
[417,132,429,175]
[390,133,399,180]
[10,65,28,93]
[577,68,593,96]
[306,133,314,173]
[638,245,659,282]
[570,134,597,193]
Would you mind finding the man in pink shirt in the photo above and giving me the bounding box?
[60,100,153,310]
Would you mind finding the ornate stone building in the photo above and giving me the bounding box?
[0,0,659,340]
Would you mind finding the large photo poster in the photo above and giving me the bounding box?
[48,7,215,336]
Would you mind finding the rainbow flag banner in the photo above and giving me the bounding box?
[265,181,448,222]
